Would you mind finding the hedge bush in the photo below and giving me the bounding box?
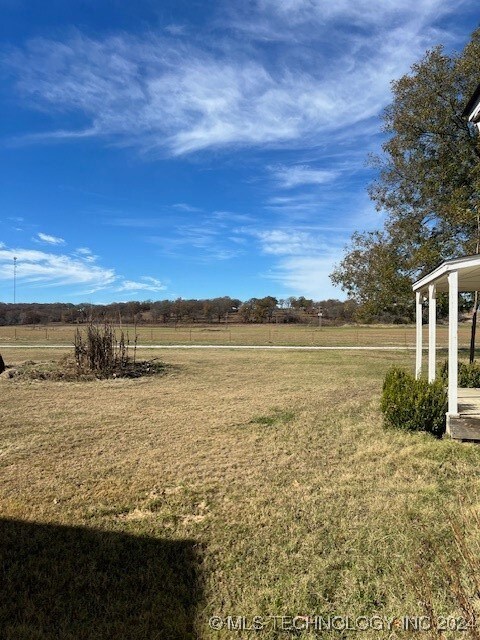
[381,367,447,437]
[440,360,480,388]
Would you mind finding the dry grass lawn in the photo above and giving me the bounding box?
[1,347,480,638]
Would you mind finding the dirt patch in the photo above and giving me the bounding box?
[2,356,168,382]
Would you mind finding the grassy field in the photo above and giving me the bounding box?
[0,321,475,348]
[2,346,480,638]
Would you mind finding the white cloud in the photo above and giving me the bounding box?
[35,232,65,245]
[116,276,166,292]
[258,0,461,23]
[74,246,98,262]
[230,0,467,40]
[4,0,470,156]
[250,229,320,255]
[0,246,116,290]
[270,164,339,188]
[0,244,171,297]
[239,226,346,298]
[164,24,187,36]
[268,254,344,299]
[149,212,245,261]
[264,192,327,217]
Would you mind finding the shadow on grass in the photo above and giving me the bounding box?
[0,518,202,639]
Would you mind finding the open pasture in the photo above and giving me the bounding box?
[0,321,474,348]
[2,346,480,638]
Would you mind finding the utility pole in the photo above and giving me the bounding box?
[13,256,17,304]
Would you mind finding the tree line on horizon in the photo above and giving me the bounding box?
[0,296,358,326]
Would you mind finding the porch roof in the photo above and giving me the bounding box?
[412,254,480,294]
[463,82,480,122]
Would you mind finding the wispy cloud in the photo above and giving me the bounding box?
[264,192,328,218]
[0,243,170,298]
[238,225,348,298]
[248,229,320,255]
[172,203,203,213]
[267,254,343,299]
[0,245,115,290]
[270,164,339,188]
[227,0,468,41]
[150,227,243,261]
[116,276,166,292]
[74,247,98,263]
[35,232,65,245]
[259,0,464,25]
[164,24,187,37]
[146,209,247,261]
[3,0,468,156]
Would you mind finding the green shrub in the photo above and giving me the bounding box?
[381,367,447,437]
[440,359,480,388]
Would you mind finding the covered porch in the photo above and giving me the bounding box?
[413,254,480,442]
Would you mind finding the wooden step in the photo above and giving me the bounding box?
[447,415,480,442]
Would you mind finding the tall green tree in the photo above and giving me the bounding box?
[331,230,414,322]
[332,28,480,348]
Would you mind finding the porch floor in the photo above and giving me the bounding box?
[448,388,480,442]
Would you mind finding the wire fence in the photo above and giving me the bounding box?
[0,323,473,348]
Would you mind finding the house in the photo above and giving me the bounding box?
[413,256,480,441]
[462,83,480,127]
[411,86,480,442]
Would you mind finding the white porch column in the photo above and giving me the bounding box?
[415,291,423,379]
[448,270,458,415]
[428,283,436,382]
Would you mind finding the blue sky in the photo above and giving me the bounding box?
[0,0,478,303]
